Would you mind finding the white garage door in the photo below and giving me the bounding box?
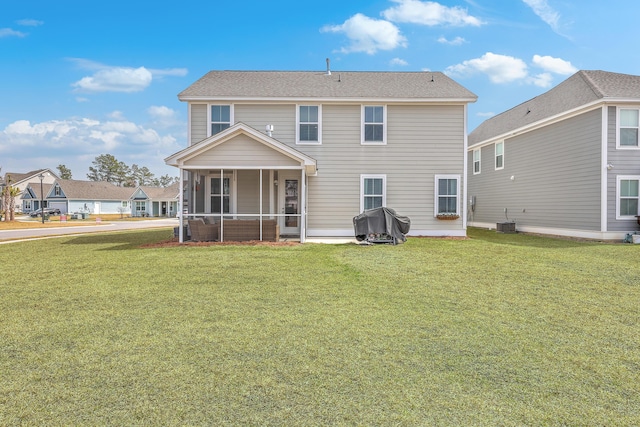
[48,202,67,214]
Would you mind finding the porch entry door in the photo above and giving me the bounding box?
[278,171,301,235]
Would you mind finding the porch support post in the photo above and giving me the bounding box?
[300,168,306,243]
[179,168,184,243]
[219,169,224,242]
[269,170,275,219]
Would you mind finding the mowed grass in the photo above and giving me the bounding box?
[1,228,639,425]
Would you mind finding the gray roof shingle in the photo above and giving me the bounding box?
[179,70,477,101]
[469,70,640,146]
[54,179,135,200]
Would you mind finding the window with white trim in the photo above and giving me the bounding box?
[435,175,460,216]
[495,142,504,170]
[297,105,321,144]
[361,175,386,211]
[617,176,640,218]
[473,149,481,174]
[362,106,386,144]
[211,105,231,136]
[618,108,639,148]
[210,176,231,215]
[135,201,146,215]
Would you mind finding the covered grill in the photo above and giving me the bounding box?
[353,207,411,244]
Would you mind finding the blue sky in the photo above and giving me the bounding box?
[2,0,639,179]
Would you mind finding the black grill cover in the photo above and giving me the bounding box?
[353,207,411,243]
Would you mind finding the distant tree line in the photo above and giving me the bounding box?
[57,154,179,188]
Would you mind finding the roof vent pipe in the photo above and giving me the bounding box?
[326,58,331,75]
[265,124,274,137]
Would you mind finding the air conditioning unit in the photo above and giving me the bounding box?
[496,222,516,233]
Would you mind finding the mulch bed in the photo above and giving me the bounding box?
[140,238,300,248]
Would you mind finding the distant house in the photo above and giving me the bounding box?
[0,169,59,213]
[165,68,477,242]
[24,179,134,215]
[130,182,180,217]
[468,70,640,239]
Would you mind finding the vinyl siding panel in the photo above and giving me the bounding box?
[305,104,466,232]
[234,104,296,145]
[183,134,301,168]
[606,105,640,231]
[468,109,602,231]
[190,104,207,145]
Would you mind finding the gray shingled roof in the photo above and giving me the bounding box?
[469,70,640,146]
[139,182,179,199]
[54,179,135,200]
[179,71,477,101]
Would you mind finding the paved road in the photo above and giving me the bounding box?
[0,218,179,244]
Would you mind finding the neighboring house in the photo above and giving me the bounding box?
[467,70,640,240]
[24,179,135,215]
[0,169,59,213]
[165,67,477,242]
[130,182,180,217]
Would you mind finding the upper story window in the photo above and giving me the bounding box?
[618,108,639,148]
[362,105,386,144]
[54,184,61,196]
[297,105,321,144]
[495,142,504,170]
[473,149,481,174]
[211,105,231,136]
[435,175,460,216]
[361,175,386,211]
[617,176,639,219]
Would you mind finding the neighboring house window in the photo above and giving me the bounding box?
[495,142,504,170]
[435,175,460,216]
[617,176,640,218]
[54,185,61,196]
[618,108,639,148]
[24,201,31,210]
[361,175,386,211]
[122,201,128,207]
[297,105,321,144]
[473,149,481,174]
[135,201,146,215]
[211,105,231,136]
[210,176,231,214]
[362,105,386,144]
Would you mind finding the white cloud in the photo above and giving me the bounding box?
[437,36,466,45]
[0,116,183,177]
[72,66,153,93]
[527,72,554,87]
[532,55,577,75]
[382,0,483,26]
[445,52,528,83]
[17,19,43,27]
[321,13,407,54]
[477,112,496,118]
[522,0,564,35]
[390,58,408,66]
[0,28,26,38]
[69,59,188,93]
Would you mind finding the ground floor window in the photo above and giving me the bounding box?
[435,175,460,216]
[361,175,386,211]
[210,176,231,214]
[617,176,640,218]
[135,201,146,215]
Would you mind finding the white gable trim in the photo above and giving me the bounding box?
[165,122,317,175]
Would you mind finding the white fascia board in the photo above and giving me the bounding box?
[468,100,606,150]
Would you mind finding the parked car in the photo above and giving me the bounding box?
[29,207,61,217]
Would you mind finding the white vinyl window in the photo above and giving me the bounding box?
[435,175,460,216]
[473,149,481,174]
[210,105,232,136]
[617,176,640,219]
[361,175,386,211]
[297,105,321,144]
[135,201,146,214]
[618,108,639,148]
[362,106,386,144]
[495,142,504,170]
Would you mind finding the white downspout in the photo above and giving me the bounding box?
[179,168,184,243]
[300,168,306,243]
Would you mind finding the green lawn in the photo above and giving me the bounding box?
[1,228,639,425]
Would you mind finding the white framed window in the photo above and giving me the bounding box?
[435,175,460,216]
[54,184,61,196]
[361,105,386,144]
[297,105,321,144]
[206,172,236,216]
[617,108,639,148]
[210,105,232,136]
[616,176,640,219]
[495,142,504,170]
[360,175,386,212]
[134,201,146,214]
[473,149,481,174]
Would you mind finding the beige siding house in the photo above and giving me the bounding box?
[166,69,477,242]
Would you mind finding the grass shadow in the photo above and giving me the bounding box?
[61,229,174,250]
[466,227,614,249]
